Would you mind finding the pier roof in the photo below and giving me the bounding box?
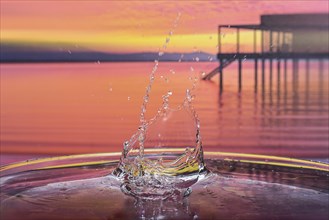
[219,24,328,31]
[219,13,329,31]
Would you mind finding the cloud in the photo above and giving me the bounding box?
[1,1,328,53]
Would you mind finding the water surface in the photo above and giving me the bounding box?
[1,61,328,164]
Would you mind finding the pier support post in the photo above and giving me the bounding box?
[219,58,223,94]
[238,59,242,93]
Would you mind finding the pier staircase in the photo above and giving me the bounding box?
[202,57,236,80]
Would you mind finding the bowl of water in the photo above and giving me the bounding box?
[1,151,328,220]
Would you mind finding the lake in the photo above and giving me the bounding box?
[1,61,328,164]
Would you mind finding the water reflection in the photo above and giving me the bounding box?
[132,196,195,220]
[212,59,328,159]
[319,59,324,109]
[0,62,328,163]
[305,59,310,112]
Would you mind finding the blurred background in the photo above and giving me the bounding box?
[1,1,328,165]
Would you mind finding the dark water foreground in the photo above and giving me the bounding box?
[1,152,328,220]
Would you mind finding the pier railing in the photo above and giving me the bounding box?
[203,19,329,94]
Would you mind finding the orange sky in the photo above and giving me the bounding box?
[1,0,328,54]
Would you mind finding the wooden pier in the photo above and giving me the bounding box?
[203,13,329,94]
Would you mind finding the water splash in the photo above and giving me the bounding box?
[114,88,206,199]
[113,13,206,199]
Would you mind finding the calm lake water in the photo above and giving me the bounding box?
[1,61,328,164]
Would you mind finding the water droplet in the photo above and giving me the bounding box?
[67,50,72,54]
[109,87,113,92]
[159,51,164,56]
[183,187,192,197]
[123,141,129,149]
[143,95,149,103]
[138,133,145,142]
[195,57,200,62]
[167,91,173,96]
[186,89,192,102]
[127,96,131,101]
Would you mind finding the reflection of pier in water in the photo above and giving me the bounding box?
[215,58,328,158]
[203,13,329,95]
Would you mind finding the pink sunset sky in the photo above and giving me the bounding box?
[1,0,328,54]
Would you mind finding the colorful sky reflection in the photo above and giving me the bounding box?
[1,1,328,54]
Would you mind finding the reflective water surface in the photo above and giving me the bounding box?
[1,152,328,220]
[1,61,328,163]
